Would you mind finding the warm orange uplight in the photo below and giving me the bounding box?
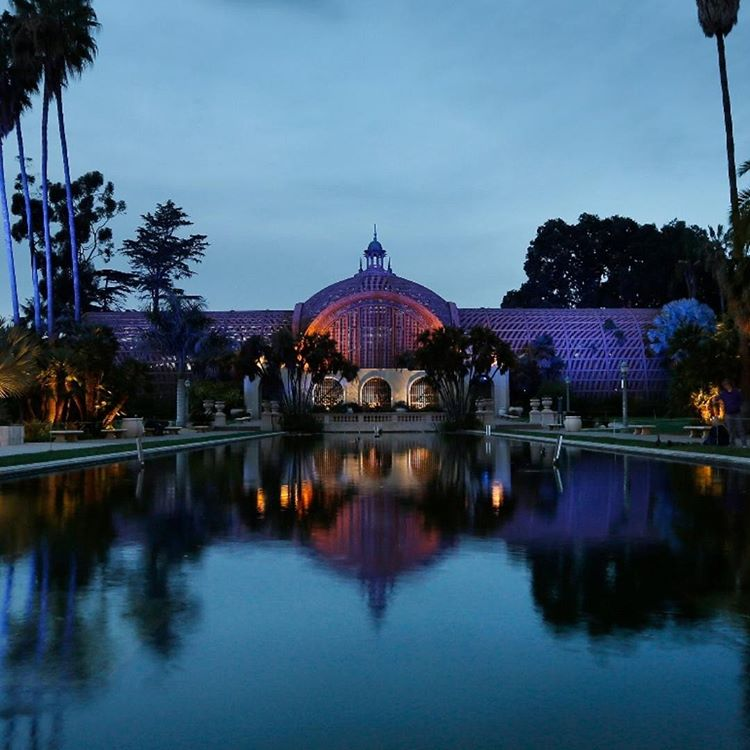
[301,480,313,510]
[280,484,290,509]
[257,488,266,515]
[691,386,722,423]
[492,482,505,511]
[693,465,725,497]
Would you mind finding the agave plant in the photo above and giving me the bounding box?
[0,325,41,398]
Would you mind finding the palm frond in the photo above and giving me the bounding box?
[0,326,41,398]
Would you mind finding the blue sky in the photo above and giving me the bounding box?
[7,0,750,311]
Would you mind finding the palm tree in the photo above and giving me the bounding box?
[146,295,213,427]
[0,14,27,326]
[7,11,43,332]
[696,0,742,241]
[11,0,99,329]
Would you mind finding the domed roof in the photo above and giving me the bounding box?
[298,234,454,329]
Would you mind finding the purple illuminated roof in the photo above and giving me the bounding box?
[86,309,292,363]
[299,268,456,329]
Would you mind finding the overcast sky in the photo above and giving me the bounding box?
[6,0,750,312]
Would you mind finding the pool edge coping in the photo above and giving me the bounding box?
[0,432,286,479]
[488,429,750,469]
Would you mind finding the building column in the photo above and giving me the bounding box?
[493,369,510,413]
[243,376,261,417]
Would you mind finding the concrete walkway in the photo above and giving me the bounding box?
[0,429,280,480]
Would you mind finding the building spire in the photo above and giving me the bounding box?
[364,225,386,270]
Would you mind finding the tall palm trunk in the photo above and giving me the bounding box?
[176,376,187,427]
[55,88,81,324]
[716,33,740,250]
[15,118,41,333]
[41,83,54,336]
[0,137,20,325]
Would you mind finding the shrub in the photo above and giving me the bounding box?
[24,420,50,442]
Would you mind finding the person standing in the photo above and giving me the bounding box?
[715,379,747,447]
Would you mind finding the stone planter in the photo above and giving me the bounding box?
[564,415,582,432]
[121,417,144,438]
[0,425,24,446]
[529,398,542,425]
[541,396,554,411]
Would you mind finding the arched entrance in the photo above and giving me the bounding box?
[313,378,345,409]
[361,378,392,409]
[409,376,438,410]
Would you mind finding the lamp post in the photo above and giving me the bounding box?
[564,376,571,413]
[185,379,191,425]
[620,361,629,428]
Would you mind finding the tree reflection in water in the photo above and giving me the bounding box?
[0,437,748,744]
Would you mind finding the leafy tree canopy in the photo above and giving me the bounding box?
[502,214,722,310]
[11,167,130,315]
[122,200,208,315]
[647,299,717,361]
[407,326,515,428]
[235,327,358,421]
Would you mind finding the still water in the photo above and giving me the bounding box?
[0,435,749,749]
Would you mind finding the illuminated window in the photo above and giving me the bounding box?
[409,377,438,409]
[361,378,391,408]
[313,378,345,409]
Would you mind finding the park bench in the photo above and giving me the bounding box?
[683,425,712,439]
[49,429,85,443]
[101,429,126,440]
[192,425,211,433]
[163,426,183,436]
[631,424,656,436]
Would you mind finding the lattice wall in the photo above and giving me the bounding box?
[86,310,292,364]
[87,306,666,398]
[459,308,666,398]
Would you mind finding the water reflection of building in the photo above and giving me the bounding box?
[309,494,446,621]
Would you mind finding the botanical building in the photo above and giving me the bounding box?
[89,232,667,411]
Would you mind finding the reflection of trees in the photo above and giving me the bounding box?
[407,437,513,536]
[522,461,750,635]
[6,436,750,735]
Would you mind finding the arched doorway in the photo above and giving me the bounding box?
[361,378,391,409]
[313,377,345,409]
[409,377,439,410]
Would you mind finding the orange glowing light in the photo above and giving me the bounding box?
[492,482,505,510]
[301,480,313,510]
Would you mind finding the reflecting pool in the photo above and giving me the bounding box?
[1,435,750,749]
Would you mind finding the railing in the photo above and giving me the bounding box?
[322,412,446,432]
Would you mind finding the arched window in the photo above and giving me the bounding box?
[313,378,344,409]
[409,377,438,410]
[361,378,392,409]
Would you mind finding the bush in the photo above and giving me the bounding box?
[440,414,481,432]
[24,420,50,442]
[280,412,323,433]
[189,380,244,423]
